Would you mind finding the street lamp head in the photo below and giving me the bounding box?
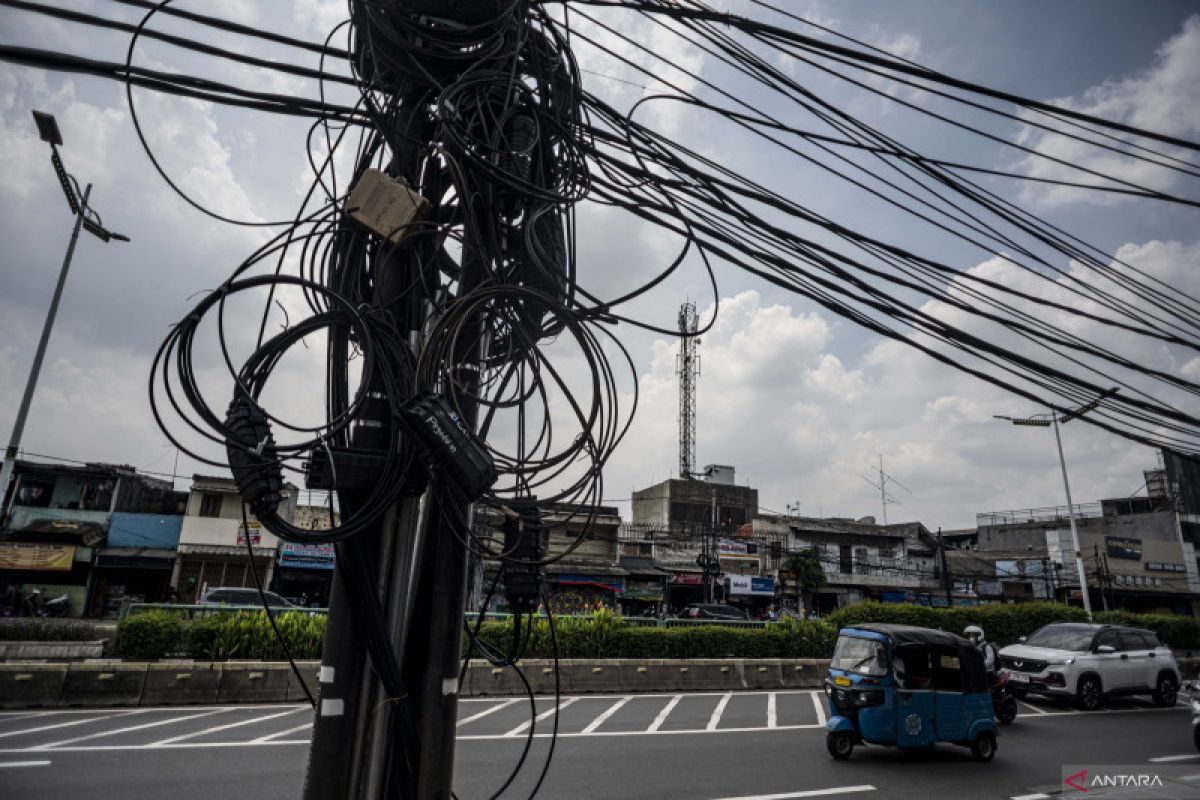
[31,110,63,147]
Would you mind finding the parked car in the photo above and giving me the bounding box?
[681,603,749,620]
[198,587,297,608]
[998,622,1180,710]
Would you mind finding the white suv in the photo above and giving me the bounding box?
[998,623,1180,711]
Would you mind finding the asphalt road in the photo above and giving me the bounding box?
[0,691,1194,799]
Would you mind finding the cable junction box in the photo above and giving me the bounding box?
[346,169,429,244]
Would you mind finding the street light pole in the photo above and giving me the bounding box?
[0,111,128,518]
[1050,410,1092,620]
[0,182,91,513]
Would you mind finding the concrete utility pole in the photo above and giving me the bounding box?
[677,302,700,479]
[0,111,127,517]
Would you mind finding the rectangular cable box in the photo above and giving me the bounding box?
[346,168,429,243]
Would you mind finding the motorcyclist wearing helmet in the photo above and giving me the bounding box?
[964,624,998,675]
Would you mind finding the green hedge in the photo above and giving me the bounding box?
[464,613,837,659]
[1093,611,1200,651]
[825,601,1088,647]
[0,618,97,642]
[115,610,326,660]
[825,601,1200,651]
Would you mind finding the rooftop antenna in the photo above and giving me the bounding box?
[676,301,700,479]
[860,454,911,524]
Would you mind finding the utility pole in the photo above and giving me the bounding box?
[0,111,127,517]
[937,527,953,608]
[677,302,700,479]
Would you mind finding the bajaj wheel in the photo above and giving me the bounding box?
[826,732,854,760]
[1194,724,1200,752]
[970,731,996,762]
[997,695,1018,725]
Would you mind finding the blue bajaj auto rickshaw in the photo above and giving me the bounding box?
[824,623,998,762]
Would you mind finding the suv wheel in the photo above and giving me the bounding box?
[1152,673,1178,707]
[1076,675,1102,711]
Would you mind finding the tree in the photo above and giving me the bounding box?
[782,548,827,613]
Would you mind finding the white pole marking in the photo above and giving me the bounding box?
[504,697,577,737]
[150,707,305,746]
[767,693,777,729]
[648,695,682,732]
[810,691,827,726]
[706,693,732,731]
[33,709,229,750]
[581,697,631,734]
[457,698,519,727]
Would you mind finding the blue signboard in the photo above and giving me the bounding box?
[750,576,775,595]
[278,542,336,570]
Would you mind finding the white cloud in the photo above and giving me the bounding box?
[1014,15,1200,208]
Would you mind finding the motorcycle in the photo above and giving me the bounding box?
[40,594,70,618]
[992,668,1019,725]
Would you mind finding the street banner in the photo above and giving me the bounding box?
[0,542,76,571]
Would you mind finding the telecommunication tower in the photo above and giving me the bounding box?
[677,302,700,478]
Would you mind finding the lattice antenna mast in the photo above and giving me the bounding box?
[677,302,700,478]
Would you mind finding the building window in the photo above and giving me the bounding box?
[198,492,223,518]
[839,545,853,574]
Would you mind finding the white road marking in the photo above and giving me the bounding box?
[810,691,827,726]
[581,697,631,734]
[767,693,777,729]
[1179,774,1200,782]
[0,712,136,739]
[457,698,519,727]
[0,712,48,724]
[1150,754,1200,763]
[1010,794,1051,800]
[504,697,577,737]
[0,760,51,768]
[253,722,313,743]
[149,707,306,746]
[707,693,733,731]
[708,784,875,799]
[648,695,682,732]
[462,690,812,702]
[33,709,230,750]
[1016,700,1048,715]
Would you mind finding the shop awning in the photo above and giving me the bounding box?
[544,563,627,577]
[618,556,671,577]
[95,547,176,570]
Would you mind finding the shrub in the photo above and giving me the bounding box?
[0,618,96,642]
[1094,611,1200,650]
[825,601,1088,646]
[114,610,185,658]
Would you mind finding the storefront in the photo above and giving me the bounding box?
[724,574,776,616]
[272,542,335,607]
[90,549,176,616]
[173,544,276,603]
[545,567,626,614]
[617,556,668,616]
[667,569,709,611]
[0,542,92,617]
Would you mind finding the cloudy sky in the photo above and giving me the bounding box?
[1,0,1198,530]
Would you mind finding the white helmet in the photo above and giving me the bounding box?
[963,625,984,641]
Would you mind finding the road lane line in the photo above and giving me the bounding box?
[1010,794,1050,800]
[150,707,306,746]
[810,691,826,726]
[457,698,519,727]
[581,697,631,734]
[1150,754,1200,763]
[33,709,230,750]
[648,695,682,732]
[0,760,51,768]
[504,698,577,737]
[254,722,313,743]
[767,693,777,729]
[707,693,732,731]
[707,784,875,799]
[0,712,137,739]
